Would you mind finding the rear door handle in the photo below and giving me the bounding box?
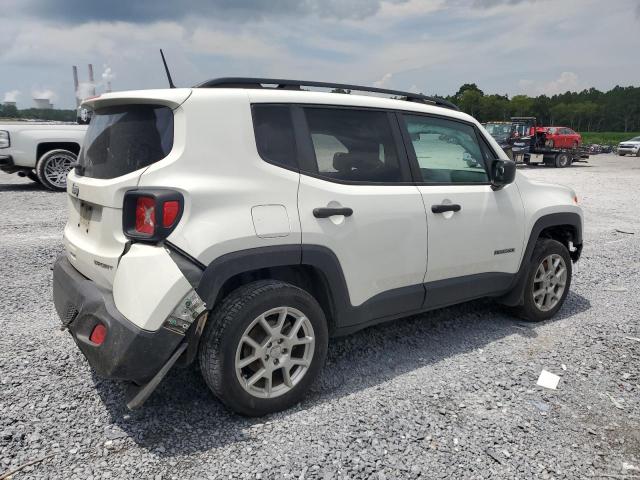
[313,207,354,218]
[431,204,461,214]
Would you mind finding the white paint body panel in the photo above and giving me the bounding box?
[113,244,192,331]
[251,205,291,238]
[138,90,302,264]
[514,174,583,263]
[298,177,427,306]
[0,122,87,167]
[419,183,525,282]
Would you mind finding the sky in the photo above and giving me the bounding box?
[1,0,639,109]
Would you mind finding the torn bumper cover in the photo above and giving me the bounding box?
[52,254,201,384]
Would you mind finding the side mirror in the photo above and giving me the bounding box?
[491,159,516,190]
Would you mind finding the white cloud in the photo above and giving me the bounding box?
[519,72,584,96]
[373,72,394,88]
[31,88,57,101]
[0,0,638,109]
[3,90,21,102]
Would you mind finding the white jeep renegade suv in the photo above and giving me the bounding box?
[52,78,583,416]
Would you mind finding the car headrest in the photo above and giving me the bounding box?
[333,152,382,173]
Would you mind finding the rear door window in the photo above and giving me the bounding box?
[79,104,173,179]
[303,107,403,183]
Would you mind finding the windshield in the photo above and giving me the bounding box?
[629,136,640,142]
[484,123,513,136]
[78,104,173,179]
[485,123,514,142]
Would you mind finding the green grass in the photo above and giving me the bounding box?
[580,132,640,145]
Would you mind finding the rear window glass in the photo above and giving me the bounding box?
[79,104,173,179]
[252,105,297,169]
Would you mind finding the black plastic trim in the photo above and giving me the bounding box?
[431,204,461,214]
[197,77,460,110]
[313,207,353,218]
[195,244,523,337]
[196,245,302,308]
[52,255,183,383]
[424,272,514,310]
[165,241,205,289]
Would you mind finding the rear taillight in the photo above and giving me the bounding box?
[135,196,156,234]
[90,324,107,345]
[162,200,180,228]
[123,189,184,241]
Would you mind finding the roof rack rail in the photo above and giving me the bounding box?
[196,77,460,111]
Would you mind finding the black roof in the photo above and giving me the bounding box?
[196,77,460,111]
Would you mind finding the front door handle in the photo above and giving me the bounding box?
[313,207,353,218]
[431,204,461,214]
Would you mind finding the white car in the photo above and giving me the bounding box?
[0,122,87,190]
[52,78,583,416]
[617,136,640,156]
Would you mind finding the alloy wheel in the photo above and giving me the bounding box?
[235,306,315,399]
[532,254,567,311]
[43,153,75,188]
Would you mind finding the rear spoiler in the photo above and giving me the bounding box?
[82,88,192,111]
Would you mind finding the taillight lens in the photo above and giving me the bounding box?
[162,201,180,228]
[123,189,184,241]
[135,196,156,234]
[90,324,107,345]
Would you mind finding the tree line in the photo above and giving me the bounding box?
[3,83,640,132]
[0,104,77,122]
[446,84,640,132]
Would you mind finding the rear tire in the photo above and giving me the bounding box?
[513,239,572,322]
[36,149,76,191]
[555,152,571,168]
[199,280,328,416]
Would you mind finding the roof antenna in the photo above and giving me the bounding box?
[160,49,176,88]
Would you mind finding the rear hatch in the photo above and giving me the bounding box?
[64,89,191,288]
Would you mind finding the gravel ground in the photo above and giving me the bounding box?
[1,154,639,479]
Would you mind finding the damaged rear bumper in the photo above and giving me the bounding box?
[52,254,185,384]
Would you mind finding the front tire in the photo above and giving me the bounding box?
[199,280,328,416]
[515,239,572,322]
[36,149,76,191]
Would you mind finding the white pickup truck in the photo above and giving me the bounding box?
[0,122,87,191]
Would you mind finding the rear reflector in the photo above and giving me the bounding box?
[135,196,155,235]
[162,201,180,227]
[89,324,107,345]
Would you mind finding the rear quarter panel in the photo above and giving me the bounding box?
[137,90,302,265]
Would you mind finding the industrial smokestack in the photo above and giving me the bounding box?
[88,64,96,96]
[72,66,80,106]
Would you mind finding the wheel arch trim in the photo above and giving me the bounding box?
[499,211,582,306]
[193,244,352,320]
